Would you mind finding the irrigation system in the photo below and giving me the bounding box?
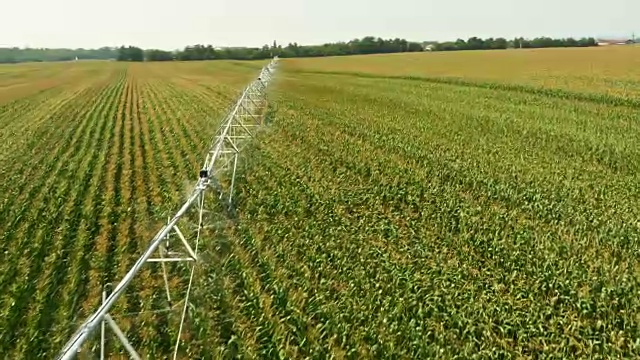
[56,57,279,360]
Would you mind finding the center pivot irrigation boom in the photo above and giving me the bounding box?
[56,57,278,360]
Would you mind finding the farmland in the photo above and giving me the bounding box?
[229,47,640,358]
[0,60,261,358]
[2,45,640,358]
[286,45,640,98]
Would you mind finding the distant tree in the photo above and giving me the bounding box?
[579,37,597,47]
[494,38,508,49]
[117,46,127,61]
[466,37,485,50]
[117,46,144,61]
[454,39,468,50]
[407,42,424,52]
[565,38,579,47]
[145,49,174,61]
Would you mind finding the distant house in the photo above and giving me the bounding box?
[597,38,634,46]
[422,42,437,51]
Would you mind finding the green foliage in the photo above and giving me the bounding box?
[117,46,144,62]
[145,49,174,61]
[0,36,426,64]
[176,37,425,61]
[0,47,117,63]
[218,68,640,357]
[513,37,598,49]
[276,37,424,58]
[0,61,258,358]
[177,44,220,60]
[0,35,603,64]
[435,36,598,51]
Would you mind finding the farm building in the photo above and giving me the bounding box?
[596,38,635,46]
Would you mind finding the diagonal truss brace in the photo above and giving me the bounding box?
[98,286,142,360]
[104,315,140,360]
[147,224,198,263]
[101,314,141,360]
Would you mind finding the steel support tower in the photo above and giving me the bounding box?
[56,57,278,360]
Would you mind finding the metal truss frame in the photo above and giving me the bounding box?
[56,57,278,360]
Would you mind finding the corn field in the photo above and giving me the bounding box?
[1,47,640,358]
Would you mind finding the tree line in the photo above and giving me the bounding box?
[122,36,599,61]
[0,47,118,63]
[433,37,598,51]
[115,37,425,62]
[0,35,607,64]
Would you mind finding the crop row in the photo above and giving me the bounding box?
[0,61,256,358]
[212,70,640,358]
[283,47,640,98]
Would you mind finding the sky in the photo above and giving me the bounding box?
[1,0,638,49]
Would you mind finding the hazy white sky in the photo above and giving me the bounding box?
[1,0,638,49]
